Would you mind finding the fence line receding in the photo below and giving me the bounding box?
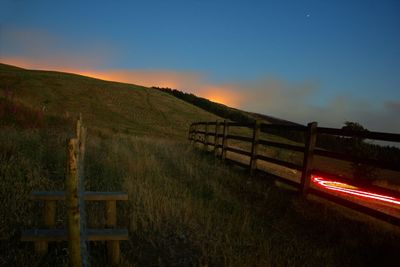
[188,120,400,226]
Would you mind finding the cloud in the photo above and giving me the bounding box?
[0,26,114,70]
[384,101,400,113]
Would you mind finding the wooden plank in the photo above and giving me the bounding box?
[260,123,307,132]
[258,140,305,152]
[257,155,303,171]
[225,147,252,157]
[86,229,128,241]
[21,229,129,242]
[227,122,254,128]
[31,192,128,201]
[300,122,317,194]
[192,121,208,126]
[317,127,400,142]
[226,134,253,143]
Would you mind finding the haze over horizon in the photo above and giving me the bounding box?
[1,0,399,132]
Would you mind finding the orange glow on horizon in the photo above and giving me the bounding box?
[201,86,241,107]
[2,58,243,108]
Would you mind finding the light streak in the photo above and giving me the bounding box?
[311,175,400,206]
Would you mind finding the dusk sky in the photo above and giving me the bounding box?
[1,0,399,132]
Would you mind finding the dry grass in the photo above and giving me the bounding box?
[1,126,400,266]
[1,63,400,266]
[0,63,219,139]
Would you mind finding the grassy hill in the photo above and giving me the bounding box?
[0,63,219,138]
[1,63,400,266]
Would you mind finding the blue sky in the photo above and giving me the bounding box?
[1,0,400,131]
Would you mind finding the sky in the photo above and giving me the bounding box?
[1,0,400,132]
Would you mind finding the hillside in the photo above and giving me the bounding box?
[0,63,219,138]
[1,63,400,266]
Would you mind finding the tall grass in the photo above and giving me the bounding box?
[1,125,400,266]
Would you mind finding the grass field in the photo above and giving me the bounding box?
[1,63,400,266]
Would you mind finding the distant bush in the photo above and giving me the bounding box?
[153,87,254,124]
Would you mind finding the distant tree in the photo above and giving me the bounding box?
[342,121,377,185]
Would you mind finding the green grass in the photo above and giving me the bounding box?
[1,63,400,266]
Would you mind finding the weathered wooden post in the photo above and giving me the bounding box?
[250,120,261,176]
[193,124,197,146]
[66,138,82,267]
[204,122,209,151]
[106,200,119,264]
[214,120,220,156]
[221,120,228,160]
[77,117,88,266]
[190,124,195,143]
[300,122,318,194]
[34,200,56,255]
[66,115,88,266]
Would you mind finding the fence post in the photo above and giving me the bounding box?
[66,138,82,267]
[300,122,318,194]
[204,122,209,151]
[193,124,198,146]
[77,117,88,266]
[191,124,195,143]
[221,120,228,160]
[34,200,56,255]
[106,200,119,264]
[214,121,220,156]
[250,120,261,176]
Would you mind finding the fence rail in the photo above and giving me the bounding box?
[188,120,400,226]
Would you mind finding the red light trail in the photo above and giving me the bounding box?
[312,175,400,206]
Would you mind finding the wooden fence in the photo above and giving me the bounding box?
[188,120,400,226]
[22,116,129,266]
